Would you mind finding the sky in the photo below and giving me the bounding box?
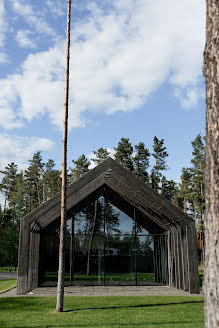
[0,0,206,186]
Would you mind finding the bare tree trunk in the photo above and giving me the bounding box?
[43,183,46,203]
[203,1,219,326]
[56,0,71,313]
[183,196,186,213]
[87,200,98,275]
[194,205,197,227]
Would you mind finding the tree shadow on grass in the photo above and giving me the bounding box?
[63,300,203,313]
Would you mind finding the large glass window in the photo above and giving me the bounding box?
[39,189,167,286]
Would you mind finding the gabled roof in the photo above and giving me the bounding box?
[22,157,194,233]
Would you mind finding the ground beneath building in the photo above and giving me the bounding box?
[0,285,201,297]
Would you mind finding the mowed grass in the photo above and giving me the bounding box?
[0,267,17,273]
[0,279,17,294]
[0,296,204,328]
[45,272,155,282]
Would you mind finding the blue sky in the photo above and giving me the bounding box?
[0,0,206,184]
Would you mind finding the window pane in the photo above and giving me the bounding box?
[74,198,104,234]
[105,234,135,285]
[105,201,135,235]
[73,234,104,285]
[136,235,155,285]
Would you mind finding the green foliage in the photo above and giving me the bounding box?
[69,154,90,182]
[0,153,61,267]
[151,136,168,192]
[0,163,18,209]
[24,151,45,209]
[114,138,134,172]
[160,176,176,202]
[42,159,61,201]
[93,148,110,165]
[0,296,204,328]
[133,142,150,183]
[190,134,205,223]
[0,208,19,267]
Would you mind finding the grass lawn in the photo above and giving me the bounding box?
[0,296,204,328]
[0,279,17,294]
[44,272,155,283]
[0,267,17,273]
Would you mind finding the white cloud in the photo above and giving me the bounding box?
[12,0,55,37]
[16,29,36,49]
[0,0,6,47]
[175,87,205,109]
[46,0,65,17]
[88,148,115,169]
[1,0,206,130]
[0,134,54,171]
[0,52,8,64]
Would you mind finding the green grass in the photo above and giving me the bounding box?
[0,279,17,294]
[0,267,17,273]
[44,272,155,283]
[199,269,204,290]
[0,296,204,328]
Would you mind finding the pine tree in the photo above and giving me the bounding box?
[69,154,90,182]
[190,134,205,227]
[42,159,61,201]
[151,136,168,192]
[114,138,134,172]
[0,163,18,209]
[179,167,193,213]
[24,152,44,209]
[160,176,176,202]
[133,142,150,183]
[93,148,110,165]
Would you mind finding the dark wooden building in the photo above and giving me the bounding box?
[17,158,199,294]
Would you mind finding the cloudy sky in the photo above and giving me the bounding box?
[0,0,206,180]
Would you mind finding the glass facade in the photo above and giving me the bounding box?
[39,191,167,286]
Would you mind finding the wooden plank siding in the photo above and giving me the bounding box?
[17,158,199,295]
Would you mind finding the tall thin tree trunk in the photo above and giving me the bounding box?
[56,0,71,313]
[203,1,219,326]
[87,200,98,275]
[183,196,186,213]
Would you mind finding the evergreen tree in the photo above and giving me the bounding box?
[114,138,134,172]
[0,163,18,209]
[24,152,44,210]
[151,136,168,192]
[190,134,205,226]
[69,154,90,182]
[160,176,176,202]
[178,167,193,213]
[93,148,110,165]
[133,142,150,183]
[42,159,61,201]
[14,172,27,218]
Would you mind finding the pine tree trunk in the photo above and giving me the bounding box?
[87,200,98,275]
[183,196,186,213]
[203,1,219,326]
[56,0,71,313]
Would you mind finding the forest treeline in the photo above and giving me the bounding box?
[0,134,205,267]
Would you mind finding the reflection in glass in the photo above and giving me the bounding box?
[105,234,135,285]
[74,197,104,235]
[106,201,134,235]
[136,235,155,284]
[39,190,167,287]
[73,234,104,285]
